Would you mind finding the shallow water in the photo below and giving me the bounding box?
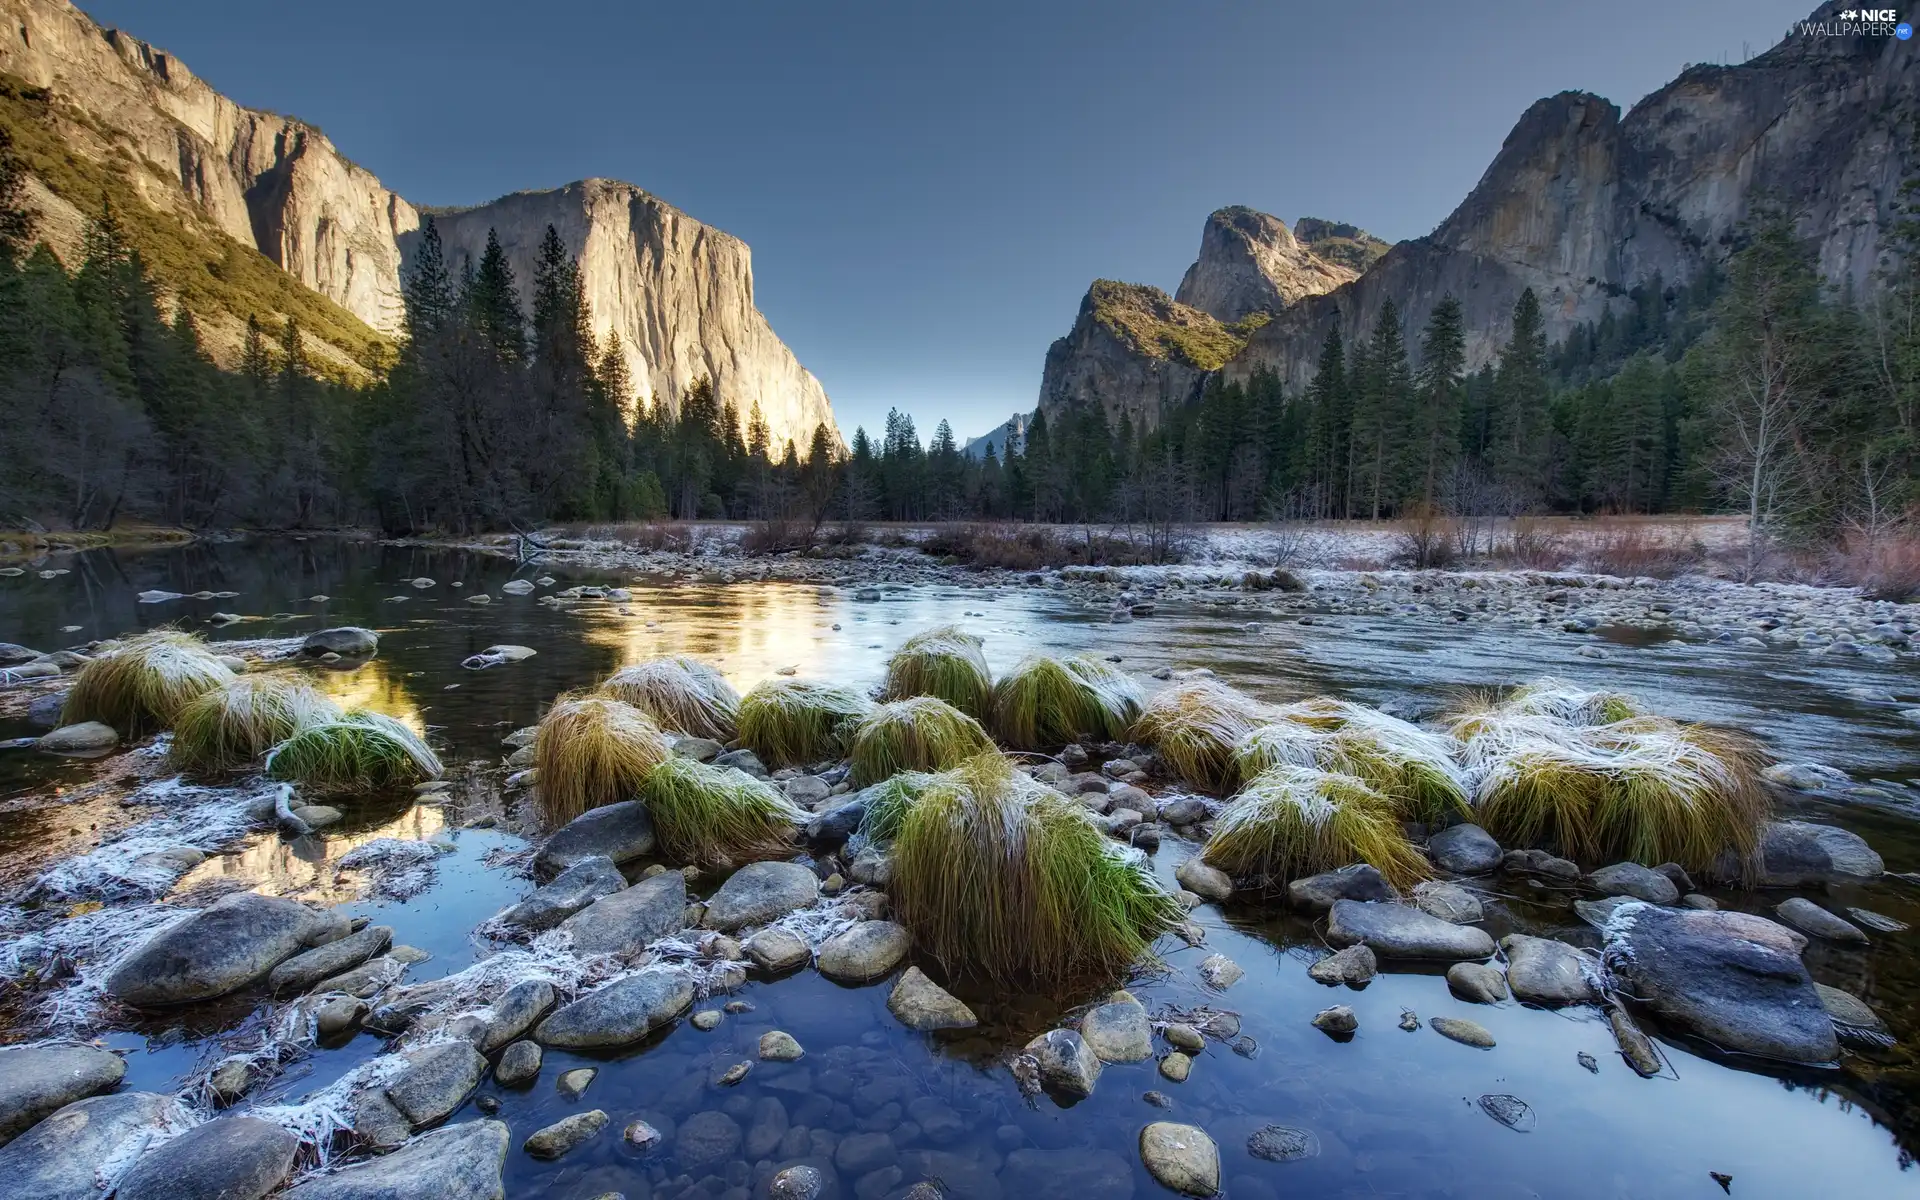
[3,538,1920,1198]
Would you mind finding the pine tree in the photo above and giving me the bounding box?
[404,216,455,340]
[1349,302,1410,519]
[468,229,524,363]
[1409,295,1465,510]
[1491,288,1550,506]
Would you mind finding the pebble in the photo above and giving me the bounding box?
[759,1031,805,1061]
[523,1109,607,1159]
[1430,1016,1496,1048]
[556,1067,596,1098]
[692,1009,723,1031]
[1159,1052,1192,1082]
[1312,1005,1358,1035]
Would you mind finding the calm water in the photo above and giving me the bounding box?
[3,538,1920,1199]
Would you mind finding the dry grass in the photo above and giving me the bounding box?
[61,630,235,736]
[169,674,342,774]
[736,677,874,768]
[849,696,996,787]
[1130,678,1272,793]
[1202,764,1430,890]
[600,656,740,741]
[533,693,673,825]
[638,754,806,866]
[883,626,993,719]
[264,711,442,789]
[990,654,1143,750]
[1579,521,1703,579]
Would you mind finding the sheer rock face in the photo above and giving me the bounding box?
[417,181,838,452]
[1037,283,1217,433]
[1175,206,1359,323]
[1228,6,1918,393]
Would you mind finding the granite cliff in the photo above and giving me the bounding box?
[1174,206,1366,322]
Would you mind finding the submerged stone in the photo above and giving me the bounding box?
[1026,1029,1102,1098]
[1139,1122,1220,1196]
[1081,993,1153,1063]
[1430,1016,1496,1047]
[523,1110,607,1159]
[888,967,977,1030]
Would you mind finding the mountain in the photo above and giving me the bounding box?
[963,411,1028,460]
[1173,206,1365,322]
[0,0,836,450]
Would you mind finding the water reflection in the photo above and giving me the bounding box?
[175,803,447,903]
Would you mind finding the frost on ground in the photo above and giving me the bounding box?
[27,776,284,903]
[0,901,199,1030]
[336,838,449,901]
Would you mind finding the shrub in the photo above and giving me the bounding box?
[849,696,995,787]
[1130,678,1272,793]
[533,694,673,825]
[169,674,341,774]
[1202,764,1430,890]
[883,627,992,719]
[1579,520,1703,579]
[264,711,442,789]
[990,654,1144,750]
[62,630,235,736]
[638,754,806,866]
[737,677,874,768]
[601,655,740,741]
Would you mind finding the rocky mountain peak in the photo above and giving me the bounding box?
[1174,205,1368,322]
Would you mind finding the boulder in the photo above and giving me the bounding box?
[783,775,830,806]
[1307,944,1377,986]
[115,1116,298,1200]
[1501,934,1598,1005]
[1587,862,1679,905]
[672,736,723,762]
[36,722,118,755]
[745,927,812,973]
[1428,823,1502,874]
[703,861,818,932]
[0,643,40,665]
[888,967,977,1030]
[713,748,768,777]
[1412,881,1484,924]
[817,921,910,982]
[384,1041,486,1129]
[532,802,656,880]
[1325,900,1495,961]
[1287,864,1395,911]
[105,892,343,1006]
[1174,857,1233,902]
[493,1041,542,1087]
[523,1110,607,1159]
[0,1092,182,1200]
[1026,1029,1101,1098]
[1312,1005,1358,1034]
[269,924,392,996]
[534,966,695,1048]
[1446,961,1508,1004]
[1604,902,1838,1064]
[500,855,625,931]
[1080,993,1152,1063]
[0,1045,127,1147]
[1748,821,1884,886]
[301,627,378,657]
[804,797,867,845]
[1774,897,1869,944]
[282,1119,509,1200]
[1139,1122,1219,1197]
[478,979,557,1052]
[1430,1016,1496,1047]
[560,871,687,956]
[675,1110,742,1170]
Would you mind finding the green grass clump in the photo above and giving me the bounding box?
[62,630,236,737]
[534,693,673,825]
[891,754,1182,984]
[1202,764,1430,890]
[638,754,807,866]
[264,710,441,789]
[1130,678,1272,793]
[849,696,995,787]
[883,627,993,719]
[169,674,342,774]
[737,678,875,768]
[601,656,740,741]
[990,654,1143,750]
[856,770,937,844]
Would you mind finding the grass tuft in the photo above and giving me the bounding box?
[600,656,741,741]
[737,678,875,768]
[169,674,342,774]
[891,753,1181,984]
[990,654,1144,750]
[1202,764,1430,890]
[856,770,937,843]
[883,627,993,719]
[638,754,807,866]
[533,693,673,825]
[849,696,996,787]
[264,710,441,789]
[61,630,235,736]
[1130,678,1272,793]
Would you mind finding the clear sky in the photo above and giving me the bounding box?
[81,0,1817,442]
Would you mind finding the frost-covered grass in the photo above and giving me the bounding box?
[638,755,807,865]
[849,695,995,787]
[600,655,740,741]
[1203,764,1429,889]
[265,711,442,790]
[62,630,235,736]
[884,626,993,720]
[1234,699,1470,824]
[990,654,1143,750]
[1131,678,1272,793]
[169,675,341,774]
[533,693,672,825]
[28,776,284,902]
[736,677,874,768]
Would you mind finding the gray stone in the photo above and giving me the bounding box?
[1002,1147,1134,1199]
[105,892,343,1006]
[1312,1005,1357,1034]
[1326,899,1495,961]
[0,1092,181,1200]
[561,870,687,956]
[1246,1125,1319,1163]
[478,979,556,1052]
[351,1090,411,1152]
[1588,862,1679,905]
[768,1164,830,1199]
[1775,897,1869,943]
[1501,934,1598,1005]
[834,1131,897,1175]
[1429,823,1502,874]
[501,855,626,931]
[691,1008,722,1031]
[0,1045,126,1147]
[887,966,977,1030]
[1197,954,1243,989]
[746,927,812,973]
[534,965,695,1048]
[1609,1004,1663,1076]
[1161,797,1210,825]
[704,861,819,932]
[1413,881,1484,924]
[675,1110,742,1170]
[301,627,378,657]
[1430,1016,1496,1047]
[0,643,40,665]
[292,805,342,829]
[760,1031,805,1061]
[1604,903,1838,1064]
[523,1109,607,1159]
[784,775,830,806]
[1287,864,1394,911]
[713,748,768,777]
[804,797,868,845]
[494,1040,542,1087]
[1815,983,1891,1039]
[1081,992,1152,1063]
[283,1119,509,1200]
[115,1115,297,1200]
[313,956,401,999]
[1159,1051,1192,1082]
[314,995,368,1038]
[673,735,724,762]
[1175,857,1233,901]
[37,722,118,754]
[1027,1028,1102,1097]
[817,921,910,982]
[384,1041,486,1128]
[556,1067,596,1099]
[1751,821,1885,886]
[1164,1023,1206,1051]
[533,802,656,879]
[848,843,892,886]
[270,924,392,996]
[1139,1122,1219,1197]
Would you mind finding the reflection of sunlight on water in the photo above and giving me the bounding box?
[579,583,868,693]
[306,659,428,734]
[174,804,446,902]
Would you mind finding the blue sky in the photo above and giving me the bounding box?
[84,0,1817,442]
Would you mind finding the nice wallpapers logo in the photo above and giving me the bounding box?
[1799,8,1913,36]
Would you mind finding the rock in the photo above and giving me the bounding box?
[3,660,59,681]
[524,1109,607,1159]
[384,1041,486,1128]
[314,955,401,999]
[817,921,910,982]
[1027,1029,1102,1097]
[0,1092,182,1200]
[1604,903,1838,1064]
[534,965,695,1048]
[1750,821,1884,886]
[1002,1148,1134,1198]
[1501,934,1597,1005]
[704,861,819,931]
[805,796,868,844]
[533,802,656,879]
[1312,1005,1357,1034]
[1503,849,1581,881]
[1164,1024,1207,1053]
[622,1118,663,1150]
[1175,857,1233,901]
[1081,993,1153,1062]
[1412,881,1484,924]
[848,843,892,886]
[301,627,378,657]
[270,924,393,996]
[1159,1052,1192,1082]
[691,1009,722,1031]
[1197,954,1243,989]
[1608,1005,1664,1076]
[713,1060,751,1086]
[25,692,65,729]
[292,805,342,829]
[1139,1122,1219,1197]
[1680,893,1719,910]
[209,1060,253,1105]
[1774,897,1869,943]
[36,722,118,755]
[314,996,369,1038]
[1588,862,1679,905]
[760,1031,805,1061]
[561,871,687,956]
[1446,961,1508,1004]
[115,1115,298,1200]
[834,1131,897,1175]
[556,1067,597,1098]
[478,979,557,1052]
[1430,1016,1496,1047]
[675,1110,742,1170]
[494,1040,542,1087]
[105,892,342,1006]
[784,775,830,806]
[887,966,977,1030]
[1429,823,1502,874]
[672,735,723,762]
[1287,864,1395,911]
[0,1045,127,1147]
[0,643,40,665]
[1815,983,1892,1042]
[713,748,768,777]
[1246,1125,1319,1163]
[746,927,812,973]
[351,1090,412,1151]
[283,1119,509,1199]
[501,855,626,931]
[769,1164,830,1199]
[500,579,535,594]
[1325,899,1495,961]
